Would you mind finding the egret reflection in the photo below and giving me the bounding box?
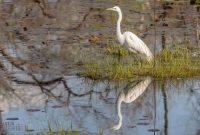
[111,77,152,130]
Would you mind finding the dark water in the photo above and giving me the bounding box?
[0,0,200,135]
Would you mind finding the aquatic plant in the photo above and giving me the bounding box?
[104,43,128,56]
[40,123,103,135]
[81,43,200,80]
[40,130,103,135]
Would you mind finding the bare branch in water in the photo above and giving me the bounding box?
[62,79,91,96]
[32,0,55,18]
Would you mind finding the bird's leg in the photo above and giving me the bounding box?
[139,56,142,69]
[117,54,120,63]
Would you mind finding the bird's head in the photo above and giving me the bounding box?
[110,122,122,131]
[106,6,121,12]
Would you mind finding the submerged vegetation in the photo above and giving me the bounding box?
[40,123,103,135]
[41,130,102,135]
[81,42,200,80]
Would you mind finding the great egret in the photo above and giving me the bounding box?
[111,77,152,130]
[106,6,153,62]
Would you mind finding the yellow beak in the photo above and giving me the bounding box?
[106,8,113,11]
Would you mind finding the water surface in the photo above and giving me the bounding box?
[0,0,200,134]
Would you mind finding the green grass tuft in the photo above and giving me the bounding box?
[81,44,200,80]
[104,43,128,56]
[40,123,103,135]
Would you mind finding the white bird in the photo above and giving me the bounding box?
[106,6,153,62]
[111,77,151,130]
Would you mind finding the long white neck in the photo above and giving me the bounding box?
[111,93,124,130]
[117,93,123,125]
[117,10,124,44]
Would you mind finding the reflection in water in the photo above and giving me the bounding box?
[111,77,151,130]
[161,81,168,135]
[1,76,200,134]
[0,0,199,134]
[0,111,5,135]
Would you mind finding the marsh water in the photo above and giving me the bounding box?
[0,0,200,135]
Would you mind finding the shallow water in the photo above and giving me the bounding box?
[0,0,200,135]
[1,77,200,135]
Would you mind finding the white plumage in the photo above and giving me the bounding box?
[107,6,153,62]
[111,77,152,130]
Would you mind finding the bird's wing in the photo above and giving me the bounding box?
[124,77,151,103]
[126,32,152,57]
